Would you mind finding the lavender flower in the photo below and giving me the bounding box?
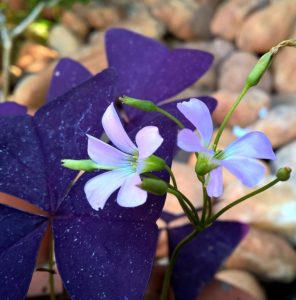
[177,98,276,197]
[84,103,164,209]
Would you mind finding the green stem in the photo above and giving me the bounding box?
[165,164,178,189]
[1,27,12,101]
[49,236,56,300]
[167,188,197,226]
[212,84,250,151]
[209,178,280,223]
[201,185,210,225]
[155,107,185,129]
[160,228,200,300]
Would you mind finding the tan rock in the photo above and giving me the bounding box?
[61,10,89,39]
[236,0,296,52]
[224,227,296,282]
[216,269,266,300]
[250,104,296,147]
[83,4,122,30]
[272,140,296,184]
[148,0,218,40]
[211,0,269,41]
[273,46,296,94]
[218,51,272,93]
[16,42,58,73]
[48,25,82,56]
[217,180,296,245]
[13,64,55,113]
[212,88,271,127]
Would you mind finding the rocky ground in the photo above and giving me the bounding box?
[1,0,296,299]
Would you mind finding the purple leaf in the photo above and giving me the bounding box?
[168,221,249,300]
[47,58,92,102]
[0,116,49,211]
[0,102,27,116]
[33,68,117,211]
[0,204,48,299]
[106,28,214,120]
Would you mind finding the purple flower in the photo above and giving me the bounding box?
[85,103,164,209]
[177,98,276,197]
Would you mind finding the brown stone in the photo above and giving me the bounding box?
[236,0,296,52]
[212,88,271,127]
[48,25,82,57]
[217,180,296,244]
[216,270,266,300]
[211,0,269,41]
[148,0,218,40]
[218,51,272,93]
[250,104,296,147]
[61,10,89,39]
[225,227,296,282]
[16,42,58,73]
[273,46,296,94]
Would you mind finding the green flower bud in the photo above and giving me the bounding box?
[195,154,219,176]
[139,178,168,196]
[61,159,100,171]
[120,96,158,112]
[276,167,292,181]
[246,52,273,87]
[141,155,166,173]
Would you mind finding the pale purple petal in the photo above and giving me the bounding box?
[87,134,130,169]
[177,99,213,146]
[135,126,163,159]
[117,173,147,207]
[221,157,265,187]
[223,131,276,160]
[84,169,131,210]
[102,103,137,154]
[177,129,211,153]
[206,167,223,197]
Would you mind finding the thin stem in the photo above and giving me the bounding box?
[167,188,197,226]
[212,84,250,151]
[201,185,209,225]
[160,228,200,300]
[155,107,185,129]
[165,164,177,189]
[49,235,56,300]
[1,26,11,101]
[209,178,280,223]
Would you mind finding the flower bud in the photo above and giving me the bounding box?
[61,159,99,171]
[246,52,273,87]
[141,155,166,173]
[120,96,158,112]
[276,167,292,181]
[139,178,168,195]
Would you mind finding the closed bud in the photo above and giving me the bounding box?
[246,52,273,87]
[276,167,292,181]
[61,159,99,172]
[120,96,158,112]
[139,178,168,196]
[141,155,166,173]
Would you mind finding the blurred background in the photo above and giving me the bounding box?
[0,0,296,299]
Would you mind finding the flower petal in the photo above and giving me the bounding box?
[135,126,163,159]
[177,99,213,146]
[87,134,130,169]
[84,169,131,210]
[117,173,147,207]
[177,129,211,153]
[102,103,137,154]
[206,167,223,197]
[221,157,265,187]
[223,131,276,160]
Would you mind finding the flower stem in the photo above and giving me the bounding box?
[49,236,56,300]
[155,107,185,129]
[201,185,210,226]
[209,177,280,224]
[165,164,178,189]
[160,228,200,300]
[212,84,250,151]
